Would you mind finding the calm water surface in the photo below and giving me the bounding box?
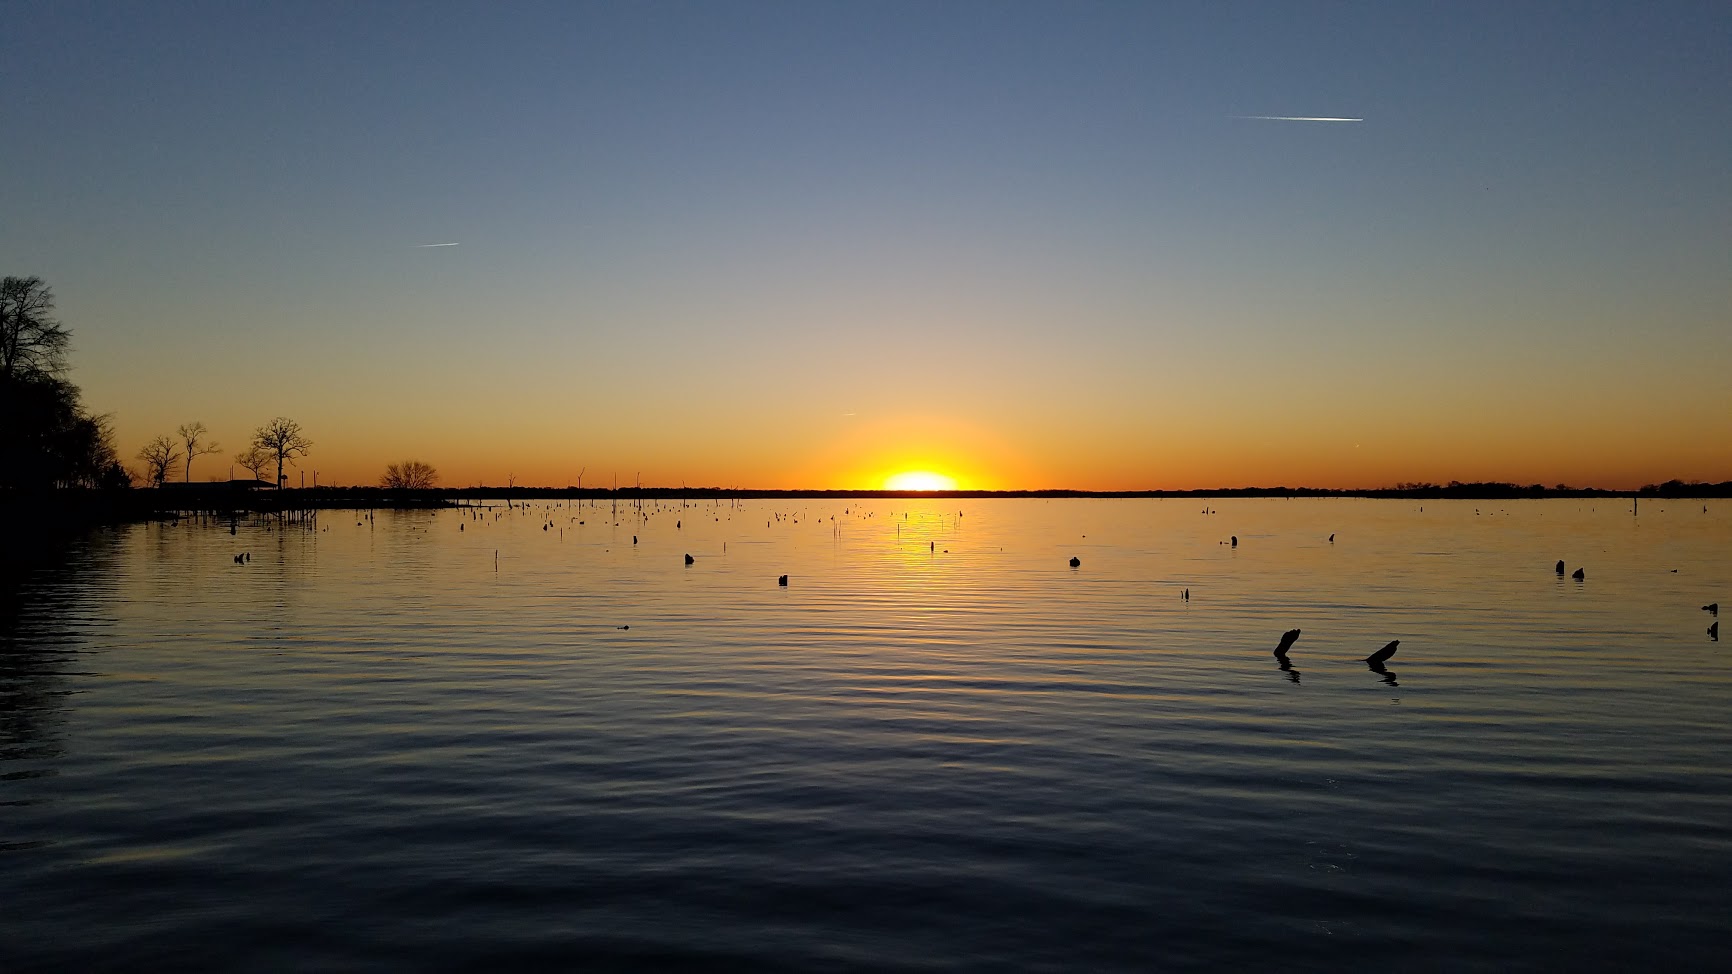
[3,498,1729,971]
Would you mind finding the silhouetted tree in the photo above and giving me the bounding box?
[235,445,272,482]
[0,276,69,383]
[137,435,180,487]
[380,460,438,490]
[0,277,126,490]
[177,421,221,482]
[251,417,311,488]
[71,415,130,489]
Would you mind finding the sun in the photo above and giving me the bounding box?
[883,470,958,491]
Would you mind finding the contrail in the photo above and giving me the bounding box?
[1230,115,1363,122]
[415,242,460,248]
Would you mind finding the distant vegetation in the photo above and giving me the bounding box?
[136,415,313,487]
[381,460,438,490]
[1381,480,1732,499]
[1637,479,1732,497]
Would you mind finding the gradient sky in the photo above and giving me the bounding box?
[4,0,1728,489]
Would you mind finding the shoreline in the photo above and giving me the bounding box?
[4,480,1727,526]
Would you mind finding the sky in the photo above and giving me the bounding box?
[4,0,1728,489]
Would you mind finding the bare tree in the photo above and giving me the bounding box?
[177,421,221,482]
[0,276,70,383]
[381,460,439,490]
[251,417,312,488]
[0,277,129,489]
[235,445,273,482]
[137,435,181,486]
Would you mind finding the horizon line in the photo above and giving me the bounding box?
[129,481,1728,498]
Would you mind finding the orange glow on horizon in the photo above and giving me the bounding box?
[882,470,959,491]
[785,413,1031,491]
[108,402,1732,493]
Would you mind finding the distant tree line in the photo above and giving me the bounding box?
[1382,480,1732,499]
[1638,479,1732,497]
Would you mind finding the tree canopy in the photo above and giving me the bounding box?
[0,276,126,490]
[177,421,221,482]
[234,445,273,483]
[252,417,312,488]
[381,460,438,490]
[137,436,180,487]
[0,276,69,383]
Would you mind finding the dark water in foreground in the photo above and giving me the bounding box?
[3,498,1729,971]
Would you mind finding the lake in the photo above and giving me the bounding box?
[3,498,1729,971]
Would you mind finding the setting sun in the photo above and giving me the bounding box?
[883,471,958,491]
